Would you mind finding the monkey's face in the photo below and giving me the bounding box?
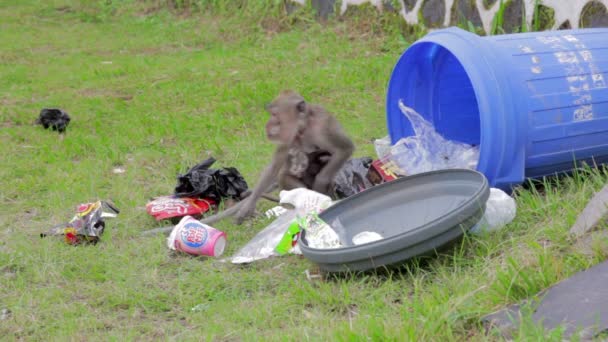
[265,91,308,145]
[265,112,282,142]
[265,104,298,144]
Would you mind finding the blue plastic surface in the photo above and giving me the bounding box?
[387,27,608,190]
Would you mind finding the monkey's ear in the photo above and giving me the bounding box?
[296,100,306,113]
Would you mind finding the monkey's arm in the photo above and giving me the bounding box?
[140,183,279,236]
[313,120,355,194]
[234,145,289,224]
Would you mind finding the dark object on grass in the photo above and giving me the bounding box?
[299,169,490,273]
[174,157,249,201]
[333,157,375,199]
[570,184,608,237]
[36,108,71,132]
[482,260,608,340]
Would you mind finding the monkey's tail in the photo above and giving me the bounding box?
[141,183,279,236]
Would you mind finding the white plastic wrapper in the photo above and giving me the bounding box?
[264,206,288,218]
[278,188,333,213]
[470,188,517,234]
[386,101,479,175]
[352,231,383,245]
[229,189,333,264]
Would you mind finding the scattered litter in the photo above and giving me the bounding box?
[112,166,126,174]
[40,201,119,245]
[230,210,298,264]
[373,135,392,159]
[352,231,383,245]
[265,206,288,218]
[174,157,248,201]
[470,188,517,234]
[304,269,322,281]
[298,214,342,249]
[275,222,302,255]
[369,158,401,182]
[191,303,210,312]
[36,108,71,133]
[167,216,226,257]
[334,157,375,199]
[384,101,479,176]
[0,308,11,321]
[146,196,215,222]
[570,184,608,237]
[230,189,332,264]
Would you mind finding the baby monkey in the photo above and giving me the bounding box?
[202,90,354,225]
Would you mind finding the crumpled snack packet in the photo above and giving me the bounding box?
[41,201,119,245]
[298,213,343,249]
[146,196,215,222]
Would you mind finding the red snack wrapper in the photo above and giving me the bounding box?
[146,196,214,221]
[370,159,405,182]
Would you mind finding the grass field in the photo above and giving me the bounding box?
[2,1,608,340]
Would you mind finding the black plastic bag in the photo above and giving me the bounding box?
[333,157,374,199]
[174,157,249,201]
[36,108,71,132]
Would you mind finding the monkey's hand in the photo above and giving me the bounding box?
[234,198,256,225]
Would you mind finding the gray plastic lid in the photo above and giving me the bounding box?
[299,169,490,272]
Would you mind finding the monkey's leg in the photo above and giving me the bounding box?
[279,173,308,191]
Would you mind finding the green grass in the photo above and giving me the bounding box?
[1,1,608,340]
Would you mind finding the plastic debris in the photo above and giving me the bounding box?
[40,201,119,245]
[265,206,288,219]
[230,188,332,264]
[0,308,11,321]
[333,157,375,199]
[36,108,71,133]
[191,304,210,312]
[298,213,342,249]
[167,216,227,257]
[146,196,215,222]
[275,222,302,255]
[373,135,392,159]
[352,231,383,245]
[174,157,248,201]
[470,188,516,234]
[384,101,479,176]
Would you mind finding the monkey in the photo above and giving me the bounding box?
[140,91,354,235]
[234,91,354,224]
[209,90,354,224]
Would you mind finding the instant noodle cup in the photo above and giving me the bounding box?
[168,216,227,257]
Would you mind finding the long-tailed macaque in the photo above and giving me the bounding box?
[201,90,354,225]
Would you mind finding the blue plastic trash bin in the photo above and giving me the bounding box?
[386,27,608,190]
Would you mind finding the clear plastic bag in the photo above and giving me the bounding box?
[373,135,392,159]
[386,101,480,175]
[229,189,333,264]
